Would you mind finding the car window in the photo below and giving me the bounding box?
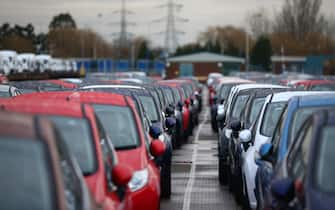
[260,102,286,137]
[49,116,97,175]
[54,129,83,210]
[219,84,234,100]
[290,107,332,145]
[231,94,249,120]
[316,126,335,193]
[248,97,266,127]
[310,84,335,91]
[271,107,288,164]
[288,123,312,180]
[93,104,140,150]
[0,138,55,210]
[138,95,160,123]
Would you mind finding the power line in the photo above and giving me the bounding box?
[154,0,188,56]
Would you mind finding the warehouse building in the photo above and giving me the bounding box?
[166,52,245,82]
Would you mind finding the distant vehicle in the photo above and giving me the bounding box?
[17,53,35,73]
[34,54,51,73]
[0,84,21,98]
[270,109,335,210]
[50,58,64,72]
[0,50,18,75]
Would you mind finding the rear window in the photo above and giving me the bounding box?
[0,138,55,210]
[260,102,286,137]
[49,116,97,175]
[316,126,335,193]
[93,105,140,150]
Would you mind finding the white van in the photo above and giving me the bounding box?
[0,50,18,75]
[34,54,51,73]
[17,53,35,73]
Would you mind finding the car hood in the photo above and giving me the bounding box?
[116,147,148,171]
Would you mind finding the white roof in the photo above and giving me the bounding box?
[167,52,245,63]
[270,91,335,102]
[234,83,287,92]
[271,56,306,62]
[0,50,17,56]
[218,77,254,84]
[0,84,10,91]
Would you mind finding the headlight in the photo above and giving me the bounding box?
[128,168,149,192]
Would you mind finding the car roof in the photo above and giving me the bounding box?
[217,77,253,84]
[270,91,335,102]
[0,84,10,91]
[15,91,127,106]
[0,98,85,118]
[81,84,144,90]
[294,93,335,107]
[233,83,286,91]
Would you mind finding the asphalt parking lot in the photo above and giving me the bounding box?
[161,106,240,210]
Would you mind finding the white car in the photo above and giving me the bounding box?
[239,91,332,209]
[0,50,18,75]
[0,84,21,97]
[34,54,51,73]
[17,53,35,73]
[207,72,222,87]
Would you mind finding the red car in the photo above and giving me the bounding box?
[0,99,134,210]
[0,111,100,210]
[293,79,335,91]
[12,91,166,210]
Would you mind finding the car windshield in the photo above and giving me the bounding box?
[138,95,160,122]
[310,84,335,91]
[248,97,266,126]
[231,94,249,120]
[290,107,331,145]
[316,126,335,193]
[93,104,140,150]
[0,138,55,210]
[260,102,286,137]
[48,116,97,175]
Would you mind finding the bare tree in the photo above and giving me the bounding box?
[246,8,271,38]
[274,0,326,40]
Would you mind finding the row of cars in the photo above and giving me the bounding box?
[0,75,203,210]
[0,50,78,75]
[210,74,335,210]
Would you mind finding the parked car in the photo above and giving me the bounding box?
[0,50,17,75]
[293,79,335,91]
[0,99,134,210]
[238,91,326,209]
[17,53,35,73]
[270,109,335,210]
[255,93,335,210]
[34,54,52,73]
[217,84,286,188]
[14,91,166,210]
[0,111,99,210]
[80,84,174,198]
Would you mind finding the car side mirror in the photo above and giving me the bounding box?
[239,129,252,143]
[149,125,162,139]
[112,164,133,187]
[216,113,226,129]
[165,117,176,129]
[259,143,273,161]
[230,120,242,132]
[271,178,295,203]
[184,99,190,107]
[165,106,174,117]
[150,140,166,157]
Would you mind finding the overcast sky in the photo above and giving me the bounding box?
[1,0,334,47]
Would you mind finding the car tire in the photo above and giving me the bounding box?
[160,163,171,199]
[218,158,228,185]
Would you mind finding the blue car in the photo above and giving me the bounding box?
[270,109,335,210]
[255,93,335,209]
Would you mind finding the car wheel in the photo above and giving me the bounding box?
[160,162,171,198]
[219,158,228,185]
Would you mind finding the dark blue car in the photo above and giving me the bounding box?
[270,109,335,210]
[255,93,335,209]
